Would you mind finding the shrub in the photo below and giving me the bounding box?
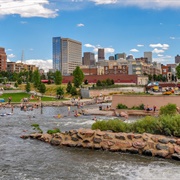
[131,104,145,110]
[47,128,61,134]
[31,124,43,133]
[159,103,177,116]
[91,115,180,137]
[117,103,128,109]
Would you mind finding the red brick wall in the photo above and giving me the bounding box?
[62,74,137,84]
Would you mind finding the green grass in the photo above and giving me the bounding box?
[0,93,68,103]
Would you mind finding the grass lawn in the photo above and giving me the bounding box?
[0,93,68,103]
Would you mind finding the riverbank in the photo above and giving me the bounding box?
[21,129,180,161]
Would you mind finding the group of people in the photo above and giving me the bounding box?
[145,105,156,112]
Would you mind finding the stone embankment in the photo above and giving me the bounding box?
[21,129,180,161]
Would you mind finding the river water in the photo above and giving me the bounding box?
[0,106,180,180]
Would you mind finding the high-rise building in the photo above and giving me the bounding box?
[115,53,126,60]
[175,54,180,64]
[144,52,152,64]
[52,37,82,75]
[109,56,114,60]
[98,48,105,61]
[0,47,7,71]
[83,52,95,66]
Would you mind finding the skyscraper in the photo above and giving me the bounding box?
[144,52,152,64]
[98,48,105,61]
[52,37,82,75]
[175,54,180,64]
[0,47,7,71]
[83,52,95,66]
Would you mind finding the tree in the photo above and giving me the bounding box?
[56,86,64,99]
[96,80,102,86]
[33,70,41,88]
[25,82,31,93]
[70,86,77,96]
[54,70,62,85]
[14,82,18,88]
[72,66,84,88]
[176,64,180,80]
[66,81,72,93]
[17,78,22,85]
[38,83,46,95]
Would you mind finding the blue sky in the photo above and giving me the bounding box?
[0,0,180,71]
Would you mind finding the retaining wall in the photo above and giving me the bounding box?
[111,95,180,110]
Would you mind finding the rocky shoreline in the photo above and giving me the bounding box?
[21,129,180,161]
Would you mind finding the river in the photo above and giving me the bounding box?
[0,106,180,180]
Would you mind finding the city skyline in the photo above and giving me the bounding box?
[0,0,180,71]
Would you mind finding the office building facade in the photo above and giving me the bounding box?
[0,47,7,71]
[82,52,95,66]
[144,52,152,64]
[53,37,82,75]
[115,53,126,60]
[175,54,180,64]
[98,48,105,61]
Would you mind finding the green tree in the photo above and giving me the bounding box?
[38,83,46,95]
[33,70,41,88]
[70,86,77,96]
[17,78,22,85]
[66,81,72,93]
[96,80,102,86]
[176,64,180,80]
[54,70,62,85]
[72,66,84,88]
[56,86,64,99]
[14,82,18,88]
[25,82,31,93]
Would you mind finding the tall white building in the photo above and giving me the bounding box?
[52,37,82,75]
[144,52,152,64]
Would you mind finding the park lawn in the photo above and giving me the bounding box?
[0,93,67,103]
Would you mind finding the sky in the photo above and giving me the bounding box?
[0,0,180,72]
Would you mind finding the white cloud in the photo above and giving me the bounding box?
[89,0,180,9]
[130,49,139,52]
[0,0,58,18]
[153,55,173,63]
[149,43,169,50]
[84,44,95,48]
[20,21,27,24]
[8,53,15,58]
[170,36,175,40]
[152,48,164,54]
[77,23,84,27]
[157,54,163,57]
[137,44,144,47]
[6,49,12,51]
[105,47,115,54]
[23,59,52,72]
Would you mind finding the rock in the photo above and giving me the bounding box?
[50,138,60,146]
[142,149,153,156]
[69,129,78,136]
[132,141,146,149]
[79,129,95,138]
[172,154,180,161]
[158,138,169,144]
[71,136,79,142]
[156,144,169,151]
[115,134,126,140]
[93,137,102,143]
[174,145,180,154]
[176,139,180,145]
[155,150,169,158]
[134,135,142,139]
[103,133,114,139]
[169,139,176,144]
[127,134,134,140]
[126,148,139,154]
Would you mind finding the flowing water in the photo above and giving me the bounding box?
[0,106,180,180]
